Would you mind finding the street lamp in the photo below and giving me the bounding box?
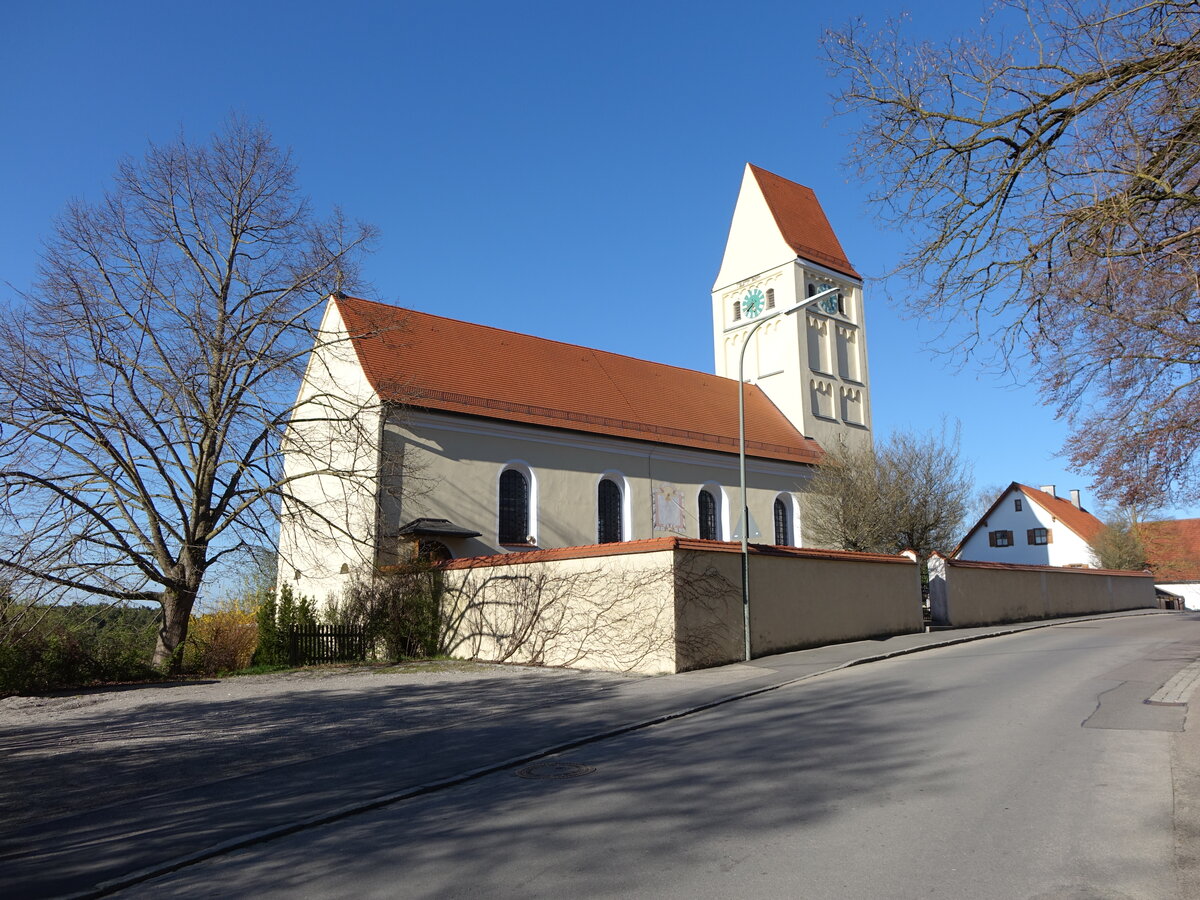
[736,285,840,662]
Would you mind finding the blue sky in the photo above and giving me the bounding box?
[5,0,1192,521]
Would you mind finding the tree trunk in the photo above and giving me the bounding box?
[152,586,198,673]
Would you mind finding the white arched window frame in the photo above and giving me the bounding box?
[597,471,632,543]
[698,481,730,541]
[498,460,538,546]
[773,492,802,547]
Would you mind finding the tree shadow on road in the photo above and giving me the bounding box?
[0,668,958,898]
[137,676,954,898]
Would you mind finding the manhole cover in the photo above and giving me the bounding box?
[515,761,595,780]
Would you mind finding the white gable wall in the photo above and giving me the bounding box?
[956,486,1099,567]
[277,299,385,604]
[712,165,796,292]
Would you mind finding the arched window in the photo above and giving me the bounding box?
[773,497,790,546]
[699,489,718,540]
[498,468,530,544]
[773,492,800,547]
[598,478,623,543]
[807,282,817,297]
[417,539,452,562]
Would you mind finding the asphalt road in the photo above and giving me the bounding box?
[113,614,1200,899]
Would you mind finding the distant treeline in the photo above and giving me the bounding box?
[0,601,161,696]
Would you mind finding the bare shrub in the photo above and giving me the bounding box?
[334,561,443,660]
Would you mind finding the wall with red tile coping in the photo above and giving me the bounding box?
[928,552,1156,627]
[436,540,923,674]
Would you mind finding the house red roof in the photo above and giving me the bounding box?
[1139,518,1200,582]
[954,482,1105,556]
[334,296,823,465]
[749,164,861,280]
[1017,484,1105,543]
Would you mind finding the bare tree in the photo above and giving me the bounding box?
[824,0,1200,506]
[0,118,377,670]
[1089,515,1150,571]
[807,424,973,557]
[805,439,895,554]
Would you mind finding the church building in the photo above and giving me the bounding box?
[279,165,873,602]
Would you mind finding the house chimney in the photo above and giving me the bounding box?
[1040,484,1056,497]
[1070,489,1081,509]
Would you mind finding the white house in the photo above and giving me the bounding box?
[954,483,1104,568]
[278,164,874,603]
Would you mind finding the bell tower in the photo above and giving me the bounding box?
[711,164,872,451]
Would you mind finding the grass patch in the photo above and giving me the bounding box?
[369,658,495,675]
[218,663,293,677]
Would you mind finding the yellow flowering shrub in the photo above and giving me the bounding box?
[183,598,259,675]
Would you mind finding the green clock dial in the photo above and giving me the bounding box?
[742,288,765,318]
[816,284,840,315]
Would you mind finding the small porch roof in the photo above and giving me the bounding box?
[396,518,482,540]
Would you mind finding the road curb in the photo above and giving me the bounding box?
[79,609,1170,898]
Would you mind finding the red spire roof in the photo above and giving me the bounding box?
[749,164,861,280]
[334,296,823,465]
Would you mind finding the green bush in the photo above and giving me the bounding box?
[252,584,317,666]
[0,602,159,696]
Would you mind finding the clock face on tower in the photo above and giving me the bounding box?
[742,288,765,319]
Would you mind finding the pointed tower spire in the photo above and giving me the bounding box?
[745,164,859,279]
[711,164,872,452]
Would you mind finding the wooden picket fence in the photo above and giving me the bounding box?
[287,624,367,666]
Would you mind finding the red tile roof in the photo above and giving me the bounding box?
[749,164,861,280]
[1018,484,1105,543]
[438,537,914,569]
[953,482,1105,556]
[1139,519,1200,582]
[335,296,823,465]
[937,554,1151,579]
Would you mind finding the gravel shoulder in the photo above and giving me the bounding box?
[0,662,637,832]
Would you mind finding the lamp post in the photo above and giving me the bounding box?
[737,285,840,662]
